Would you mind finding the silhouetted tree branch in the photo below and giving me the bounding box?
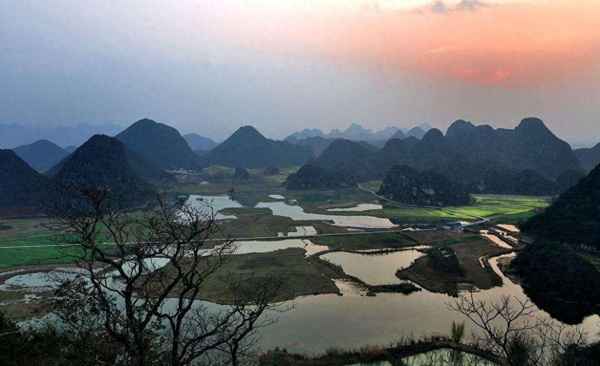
[51,188,282,366]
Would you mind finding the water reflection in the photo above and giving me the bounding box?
[322,250,424,285]
[328,203,383,212]
[256,201,395,229]
[250,253,600,354]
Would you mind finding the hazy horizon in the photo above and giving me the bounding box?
[2,0,599,144]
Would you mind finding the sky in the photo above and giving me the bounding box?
[1,0,599,143]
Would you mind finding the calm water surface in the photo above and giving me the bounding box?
[321,250,424,285]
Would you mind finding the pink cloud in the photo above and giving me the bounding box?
[209,1,600,87]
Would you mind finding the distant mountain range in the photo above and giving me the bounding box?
[574,143,600,172]
[285,123,432,145]
[287,136,333,158]
[0,122,122,149]
[116,119,202,171]
[184,133,218,152]
[287,118,582,196]
[200,126,312,168]
[12,140,69,172]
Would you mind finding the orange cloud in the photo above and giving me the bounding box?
[209,1,600,86]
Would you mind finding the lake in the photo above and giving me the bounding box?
[184,194,396,229]
[321,249,425,285]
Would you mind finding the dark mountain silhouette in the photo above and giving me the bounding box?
[513,164,600,323]
[444,118,579,180]
[290,118,579,195]
[0,150,54,215]
[12,140,69,172]
[285,139,377,189]
[116,119,201,171]
[202,126,312,168]
[522,163,600,250]
[312,139,378,179]
[52,135,155,207]
[48,142,170,186]
[575,143,600,172]
[379,165,472,207]
[556,169,586,193]
[286,164,356,190]
[183,133,218,152]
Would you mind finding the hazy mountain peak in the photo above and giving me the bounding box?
[422,128,445,143]
[345,123,370,133]
[406,127,426,139]
[449,119,475,130]
[117,119,200,170]
[53,134,155,207]
[133,118,157,126]
[203,125,312,168]
[183,133,217,151]
[391,129,406,140]
[516,117,551,135]
[12,139,69,172]
[230,125,266,141]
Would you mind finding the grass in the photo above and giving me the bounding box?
[159,248,345,303]
[286,188,375,212]
[0,217,130,269]
[313,232,418,251]
[0,218,80,268]
[215,208,297,238]
[376,194,550,224]
[397,233,511,294]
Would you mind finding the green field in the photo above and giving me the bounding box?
[0,187,550,269]
[373,194,550,224]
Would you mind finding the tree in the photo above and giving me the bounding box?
[50,188,282,366]
[449,294,587,366]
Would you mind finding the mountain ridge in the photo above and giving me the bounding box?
[12,139,69,172]
[202,125,312,168]
[116,119,201,171]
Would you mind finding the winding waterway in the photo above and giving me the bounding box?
[6,197,600,356]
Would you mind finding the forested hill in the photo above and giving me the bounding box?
[201,126,312,168]
[12,140,69,172]
[378,165,472,207]
[575,143,600,172]
[522,162,600,249]
[0,149,54,215]
[117,119,201,171]
[52,135,155,207]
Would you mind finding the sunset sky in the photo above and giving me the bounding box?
[1,0,599,143]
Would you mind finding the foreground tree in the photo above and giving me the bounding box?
[50,188,282,366]
[450,294,588,366]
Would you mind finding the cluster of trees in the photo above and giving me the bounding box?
[378,165,473,207]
